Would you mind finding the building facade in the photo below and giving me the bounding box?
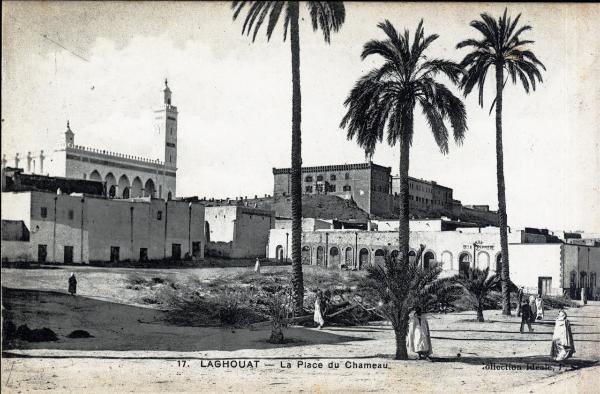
[1,191,205,264]
[267,224,599,297]
[273,162,392,217]
[204,205,275,258]
[1,80,178,200]
[391,176,454,210]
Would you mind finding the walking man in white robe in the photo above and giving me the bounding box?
[550,309,575,361]
[407,307,432,360]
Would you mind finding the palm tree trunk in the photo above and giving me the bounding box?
[495,63,511,316]
[398,113,413,266]
[477,300,484,322]
[289,1,304,316]
[394,325,409,360]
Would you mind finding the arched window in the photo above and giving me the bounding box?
[343,185,351,191]
[317,175,323,181]
[301,246,311,265]
[329,246,340,268]
[90,170,102,181]
[459,252,471,277]
[423,251,435,270]
[477,251,490,270]
[345,173,350,180]
[345,247,353,268]
[330,174,336,181]
[305,176,313,182]
[359,248,369,269]
[316,246,324,266]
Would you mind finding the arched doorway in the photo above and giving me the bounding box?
[90,170,102,181]
[276,245,284,262]
[477,251,490,270]
[118,175,130,198]
[301,246,311,265]
[329,247,340,268]
[105,173,117,198]
[459,252,471,277]
[144,178,156,198]
[167,191,173,201]
[345,247,353,268]
[131,177,143,198]
[441,251,453,271]
[374,249,386,267]
[359,248,369,269]
[316,246,324,266]
[423,251,435,270]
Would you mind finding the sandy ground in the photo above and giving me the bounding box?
[2,266,599,393]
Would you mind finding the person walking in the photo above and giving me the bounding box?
[520,301,534,333]
[407,307,432,360]
[535,295,544,320]
[313,290,325,329]
[68,273,77,296]
[254,258,261,274]
[550,310,575,361]
[529,295,537,324]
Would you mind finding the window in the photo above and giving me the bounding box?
[305,176,313,182]
[40,207,48,218]
[68,210,74,220]
[345,173,350,180]
[305,185,313,193]
[343,185,351,191]
[157,211,162,220]
[317,175,323,181]
[330,174,336,181]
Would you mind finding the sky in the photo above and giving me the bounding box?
[2,2,599,233]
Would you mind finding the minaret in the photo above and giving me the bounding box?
[65,121,75,146]
[159,79,177,168]
[153,79,178,199]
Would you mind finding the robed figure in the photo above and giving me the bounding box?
[550,310,575,361]
[68,273,77,296]
[535,296,544,320]
[407,307,432,360]
[313,290,325,329]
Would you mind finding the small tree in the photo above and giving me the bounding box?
[264,287,293,344]
[363,246,460,360]
[453,267,499,322]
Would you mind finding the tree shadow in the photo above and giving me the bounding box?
[2,287,368,352]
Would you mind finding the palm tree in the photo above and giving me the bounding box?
[341,20,467,269]
[457,9,545,316]
[453,267,499,322]
[364,247,461,360]
[232,1,345,315]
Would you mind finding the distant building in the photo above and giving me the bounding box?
[1,190,205,264]
[1,80,178,200]
[391,176,454,210]
[204,205,275,259]
[273,162,392,217]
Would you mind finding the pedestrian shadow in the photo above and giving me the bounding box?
[430,355,598,370]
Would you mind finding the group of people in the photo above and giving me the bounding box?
[517,286,545,333]
[311,284,576,362]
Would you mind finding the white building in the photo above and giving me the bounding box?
[1,190,205,264]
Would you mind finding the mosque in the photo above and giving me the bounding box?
[1,80,178,200]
